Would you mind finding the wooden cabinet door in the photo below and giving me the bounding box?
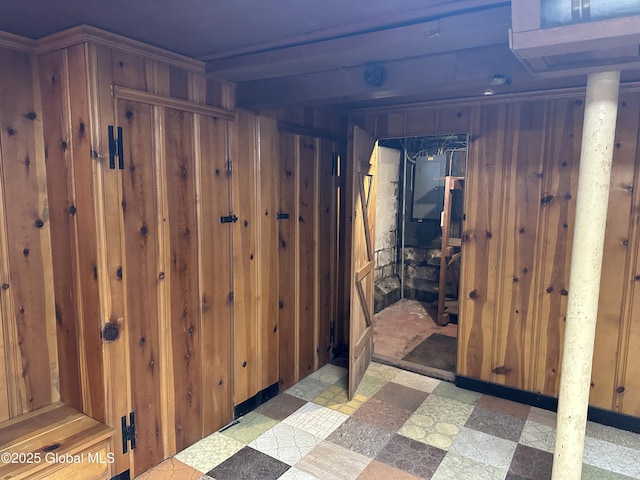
[348,126,377,400]
[115,99,233,476]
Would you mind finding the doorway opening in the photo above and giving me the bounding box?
[371,133,467,378]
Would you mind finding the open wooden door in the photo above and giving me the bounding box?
[348,126,377,399]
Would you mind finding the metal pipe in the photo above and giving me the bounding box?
[551,70,621,480]
[400,141,408,300]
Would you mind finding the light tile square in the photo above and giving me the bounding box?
[432,451,508,480]
[527,406,556,428]
[175,432,244,472]
[312,385,367,414]
[432,381,481,405]
[449,427,517,470]
[277,467,320,479]
[355,374,386,397]
[583,436,640,478]
[365,362,399,382]
[249,423,320,466]
[286,377,333,402]
[309,364,348,384]
[518,419,556,453]
[220,411,279,444]
[392,369,441,393]
[399,394,474,450]
[295,440,371,480]
[282,402,349,439]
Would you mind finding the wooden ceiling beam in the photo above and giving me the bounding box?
[205,4,511,81]
[201,0,509,61]
[237,44,533,109]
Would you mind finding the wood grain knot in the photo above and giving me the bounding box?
[635,275,640,281]
[140,225,148,236]
[519,228,525,234]
[34,218,44,228]
[546,286,554,293]
[23,248,29,257]
[279,301,284,309]
[559,289,568,296]
[575,99,583,105]
[60,140,68,150]
[485,231,492,239]
[492,366,511,375]
[541,195,554,205]
[158,271,165,280]
[623,239,629,246]
[69,205,77,215]
[562,223,568,229]
[469,289,479,299]
[564,193,572,200]
[126,110,133,120]
[116,267,122,279]
[25,112,37,120]
[456,112,462,118]
[6,127,15,136]
[79,121,85,133]
[102,322,120,342]
[1,284,8,290]
[616,386,625,393]
[42,443,60,452]
[242,361,247,368]
[139,336,145,346]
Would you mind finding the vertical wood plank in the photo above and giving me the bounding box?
[590,92,639,410]
[37,50,83,414]
[164,108,201,451]
[458,104,508,381]
[298,136,317,379]
[0,47,56,416]
[118,99,164,475]
[198,115,233,434]
[317,139,337,366]
[494,101,546,390]
[278,132,299,390]
[231,110,259,404]
[89,44,130,475]
[257,116,280,390]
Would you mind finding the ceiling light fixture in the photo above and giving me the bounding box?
[489,74,512,86]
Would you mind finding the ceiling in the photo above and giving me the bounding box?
[2,0,639,109]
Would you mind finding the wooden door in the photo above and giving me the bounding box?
[348,126,377,399]
[116,98,233,476]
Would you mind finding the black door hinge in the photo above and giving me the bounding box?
[220,213,238,224]
[331,152,339,177]
[108,126,124,170]
[121,412,136,454]
[276,212,290,220]
[330,321,335,344]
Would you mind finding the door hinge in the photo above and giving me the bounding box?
[108,125,124,170]
[220,213,238,224]
[121,412,136,454]
[226,159,233,174]
[276,212,290,220]
[330,321,335,344]
[331,152,339,177]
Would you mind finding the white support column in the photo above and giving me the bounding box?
[552,70,621,480]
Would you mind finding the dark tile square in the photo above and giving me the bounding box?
[375,433,446,479]
[353,398,413,431]
[373,382,429,412]
[508,444,553,480]
[254,393,307,421]
[464,406,526,442]
[206,446,289,480]
[477,394,531,420]
[326,416,393,458]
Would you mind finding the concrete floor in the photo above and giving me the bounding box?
[372,299,457,372]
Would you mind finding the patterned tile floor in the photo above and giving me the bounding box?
[138,362,640,480]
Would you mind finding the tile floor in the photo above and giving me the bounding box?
[137,362,640,480]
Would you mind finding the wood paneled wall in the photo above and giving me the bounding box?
[231,107,345,399]
[0,42,58,421]
[352,89,640,416]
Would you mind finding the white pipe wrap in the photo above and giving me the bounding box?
[551,70,621,480]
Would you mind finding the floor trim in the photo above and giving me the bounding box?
[456,375,640,434]
[372,353,455,382]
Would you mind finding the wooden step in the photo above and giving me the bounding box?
[0,402,113,480]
